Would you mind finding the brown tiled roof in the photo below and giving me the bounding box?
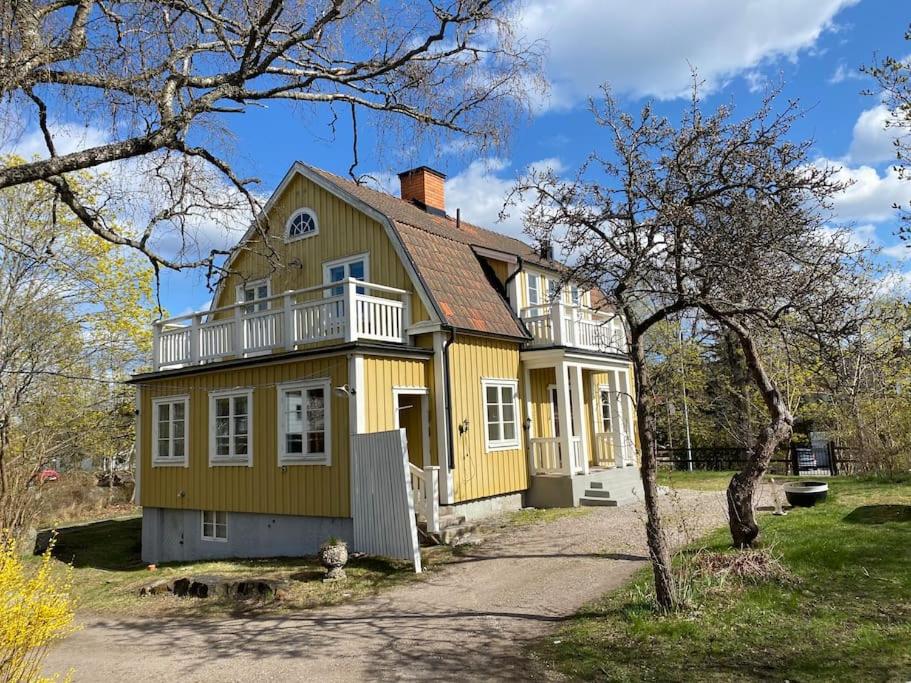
[308,166,533,339]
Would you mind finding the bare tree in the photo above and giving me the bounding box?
[509,83,852,606]
[863,25,911,237]
[0,1,543,281]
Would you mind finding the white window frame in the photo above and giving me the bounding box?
[151,395,190,467]
[322,253,370,296]
[598,385,613,433]
[276,379,332,466]
[482,378,520,452]
[201,510,228,542]
[208,388,254,467]
[284,207,319,243]
[527,273,541,310]
[235,278,271,313]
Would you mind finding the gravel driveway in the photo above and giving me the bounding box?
[45,489,730,682]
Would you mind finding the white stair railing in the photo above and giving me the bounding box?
[408,463,440,533]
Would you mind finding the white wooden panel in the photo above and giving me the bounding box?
[351,429,422,572]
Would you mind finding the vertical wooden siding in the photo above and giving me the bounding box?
[215,173,428,323]
[139,355,350,517]
[448,335,527,501]
[528,367,556,438]
[362,355,437,467]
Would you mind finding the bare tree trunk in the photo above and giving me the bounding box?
[722,321,793,548]
[631,338,678,609]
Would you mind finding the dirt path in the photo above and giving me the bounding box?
[45,490,730,682]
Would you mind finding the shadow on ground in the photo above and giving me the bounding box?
[843,505,911,525]
[43,517,144,570]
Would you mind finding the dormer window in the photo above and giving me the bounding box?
[286,208,318,242]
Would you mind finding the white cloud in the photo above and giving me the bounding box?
[882,243,911,261]
[828,62,864,84]
[822,160,911,224]
[444,157,564,240]
[519,0,856,106]
[847,104,905,165]
[2,122,110,159]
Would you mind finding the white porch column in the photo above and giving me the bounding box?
[609,370,627,467]
[555,361,574,476]
[523,366,535,475]
[570,364,589,475]
[622,369,637,466]
[551,300,565,346]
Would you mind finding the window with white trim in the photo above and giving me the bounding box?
[482,379,519,451]
[285,208,319,241]
[599,388,613,432]
[237,278,270,314]
[527,273,542,315]
[201,510,227,541]
[277,379,331,465]
[570,284,581,306]
[152,396,189,466]
[323,254,368,296]
[209,389,253,465]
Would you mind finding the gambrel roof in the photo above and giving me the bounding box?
[305,166,547,339]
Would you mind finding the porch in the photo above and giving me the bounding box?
[152,278,411,370]
[522,352,641,507]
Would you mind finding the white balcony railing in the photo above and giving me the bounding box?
[594,431,637,468]
[409,463,440,534]
[520,302,626,353]
[152,279,411,370]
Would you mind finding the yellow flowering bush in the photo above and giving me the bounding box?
[0,537,76,682]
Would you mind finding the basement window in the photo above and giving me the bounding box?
[201,511,227,542]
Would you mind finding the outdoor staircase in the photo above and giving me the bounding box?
[578,481,622,507]
[417,509,479,546]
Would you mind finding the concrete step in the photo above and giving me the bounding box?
[579,496,619,507]
[588,481,605,489]
[437,514,466,528]
[583,489,613,498]
[440,523,478,545]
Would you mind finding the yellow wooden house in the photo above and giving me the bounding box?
[133,163,641,563]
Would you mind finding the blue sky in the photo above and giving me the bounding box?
[9,0,911,315]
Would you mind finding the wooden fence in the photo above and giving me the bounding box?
[351,429,422,573]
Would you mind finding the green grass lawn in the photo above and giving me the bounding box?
[536,475,911,682]
[34,516,423,617]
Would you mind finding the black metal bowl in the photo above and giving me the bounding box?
[783,481,829,507]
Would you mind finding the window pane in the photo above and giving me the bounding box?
[503,422,516,441]
[215,417,229,437]
[307,431,325,454]
[502,402,515,423]
[157,438,170,459]
[233,395,247,416]
[216,511,226,526]
[307,388,325,430]
[348,261,364,280]
[486,404,499,424]
[216,436,230,456]
[500,386,514,404]
[173,420,184,439]
[329,265,345,282]
[158,403,169,421]
[172,402,184,420]
[234,436,248,456]
[173,439,185,458]
[286,391,303,434]
[487,422,499,442]
[486,386,498,404]
[286,433,303,454]
[216,398,230,417]
[234,416,248,436]
[158,417,170,440]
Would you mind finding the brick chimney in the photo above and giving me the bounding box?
[398,166,446,216]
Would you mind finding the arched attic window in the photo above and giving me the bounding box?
[285,208,319,242]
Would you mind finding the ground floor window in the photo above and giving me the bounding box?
[277,379,331,465]
[152,396,188,466]
[209,389,253,466]
[483,379,519,451]
[201,510,227,541]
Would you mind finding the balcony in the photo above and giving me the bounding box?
[520,302,627,353]
[152,279,411,371]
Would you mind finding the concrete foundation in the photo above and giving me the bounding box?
[141,507,353,564]
[526,465,643,508]
[443,491,524,521]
